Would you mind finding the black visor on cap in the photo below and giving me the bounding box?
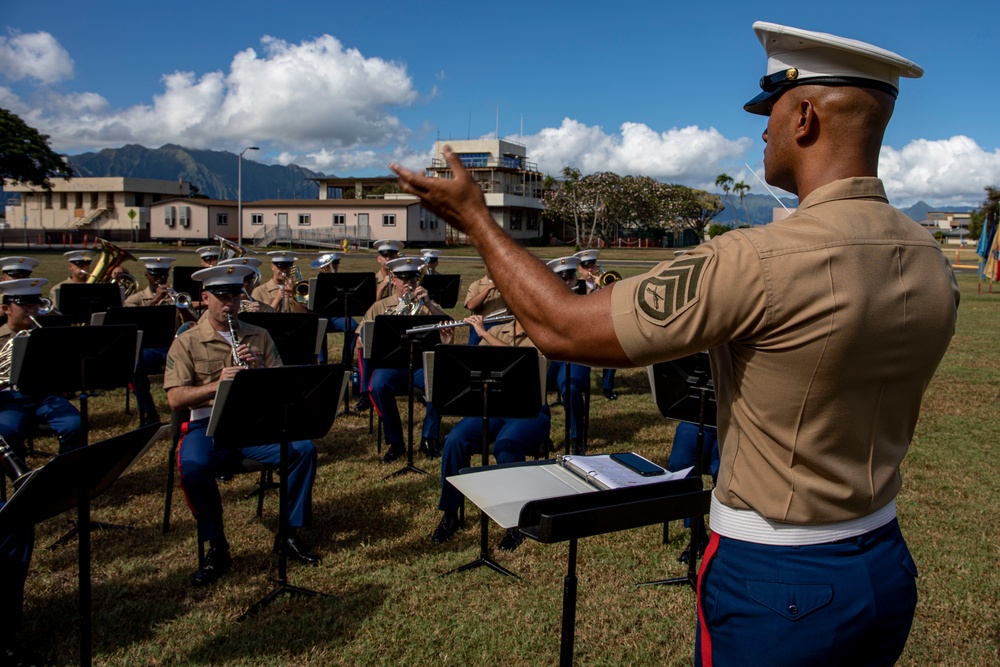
[745,75,900,116]
[580,260,596,267]
[3,270,31,277]
[378,250,398,257]
[70,259,91,266]
[4,295,42,305]
[393,271,419,279]
[206,284,244,295]
[558,270,576,279]
[273,261,293,268]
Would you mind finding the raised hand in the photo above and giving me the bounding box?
[391,145,489,233]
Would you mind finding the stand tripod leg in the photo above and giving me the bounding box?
[559,538,578,667]
[442,512,520,579]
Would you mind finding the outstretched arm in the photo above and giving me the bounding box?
[391,147,632,368]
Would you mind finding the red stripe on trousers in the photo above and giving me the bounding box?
[697,531,721,667]
[175,421,199,517]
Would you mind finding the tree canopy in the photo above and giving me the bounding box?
[0,108,73,189]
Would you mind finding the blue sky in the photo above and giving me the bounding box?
[2,0,998,207]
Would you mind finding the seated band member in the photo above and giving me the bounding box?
[252,251,307,313]
[313,252,358,364]
[0,258,38,282]
[49,249,93,302]
[463,266,506,346]
[359,257,452,462]
[0,497,37,667]
[431,312,550,551]
[164,265,319,587]
[420,249,441,275]
[196,246,219,267]
[218,257,273,313]
[544,257,591,455]
[0,279,82,460]
[574,249,617,400]
[372,240,402,301]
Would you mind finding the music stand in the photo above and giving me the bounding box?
[99,306,177,350]
[310,273,376,410]
[171,265,201,299]
[55,283,123,324]
[420,274,461,309]
[237,312,324,366]
[642,351,717,589]
[35,313,79,327]
[207,364,346,619]
[0,423,165,667]
[11,325,143,546]
[371,315,449,478]
[432,345,541,579]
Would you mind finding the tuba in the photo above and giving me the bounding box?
[215,235,255,261]
[86,238,139,296]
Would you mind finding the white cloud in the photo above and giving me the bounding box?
[880,136,1000,207]
[0,31,73,85]
[22,34,419,157]
[516,118,753,187]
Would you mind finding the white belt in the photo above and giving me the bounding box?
[189,407,212,422]
[709,493,897,546]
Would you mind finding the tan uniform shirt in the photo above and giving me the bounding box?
[375,271,393,301]
[125,285,159,307]
[251,279,283,306]
[465,276,506,316]
[163,315,281,411]
[611,177,959,524]
[484,319,534,348]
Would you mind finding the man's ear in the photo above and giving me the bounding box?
[795,98,819,144]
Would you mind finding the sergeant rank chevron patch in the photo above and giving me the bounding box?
[637,256,707,322]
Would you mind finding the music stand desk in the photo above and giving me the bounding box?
[308,272,376,319]
[516,472,710,667]
[0,423,166,667]
[237,312,325,366]
[55,283,124,323]
[97,306,177,350]
[420,274,461,309]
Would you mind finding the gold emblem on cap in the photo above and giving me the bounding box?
[560,259,567,265]
[786,68,798,81]
[17,258,24,264]
[226,267,234,274]
[30,280,39,286]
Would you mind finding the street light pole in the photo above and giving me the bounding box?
[238,146,259,247]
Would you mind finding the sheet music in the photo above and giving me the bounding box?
[559,454,692,490]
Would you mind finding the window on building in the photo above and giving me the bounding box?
[298,214,311,226]
[457,153,489,168]
[526,212,539,231]
[43,192,52,209]
[251,213,263,225]
[106,192,115,208]
[59,193,68,209]
[332,214,346,226]
[90,193,99,209]
[327,186,343,199]
[510,212,522,230]
[217,213,228,226]
[382,214,396,227]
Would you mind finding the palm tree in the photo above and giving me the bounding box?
[715,173,736,224]
[734,180,752,226]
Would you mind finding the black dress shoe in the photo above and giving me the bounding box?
[193,546,232,586]
[381,445,405,463]
[431,513,460,543]
[419,438,441,458]
[498,527,524,552]
[274,533,320,565]
[603,388,618,400]
[353,395,371,413]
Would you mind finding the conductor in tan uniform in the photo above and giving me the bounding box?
[392,22,959,667]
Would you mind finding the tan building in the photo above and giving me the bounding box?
[3,177,190,240]
[427,139,544,243]
[149,198,237,243]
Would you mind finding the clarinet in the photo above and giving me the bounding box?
[0,435,32,490]
[227,313,247,367]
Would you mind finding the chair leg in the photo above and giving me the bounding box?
[256,470,269,518]
[377,416,383,454]
[124,386,131,415]
[163,438,177,534]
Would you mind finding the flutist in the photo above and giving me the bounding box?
[0,278,82,460]
[164,265,319,587]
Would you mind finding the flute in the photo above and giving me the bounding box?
[406,314,515,334]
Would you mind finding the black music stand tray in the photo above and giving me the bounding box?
[237,312,324,366]
[310,271,375,366]
[172,265,201,300]
[99,306,177,350]
[420,274,461,309]
[207,364,346,620]
[0,423,165,667]
[370,315,448,479]
[641,352,718,590]
[517,475,711,667]
[11,325,143,547]
[432,345,541,579]
[55,283,124,324]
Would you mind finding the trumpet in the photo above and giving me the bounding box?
[405,313,514,334]
[163,287,192,309]
[279,265,309,311]
[594,264,622,288]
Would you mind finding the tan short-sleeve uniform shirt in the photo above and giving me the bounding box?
[464,276,506,316]
[125,286,158,307]
[611,178,959,524]
[163,316,281,411]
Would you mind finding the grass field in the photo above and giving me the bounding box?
[5,243,999,666]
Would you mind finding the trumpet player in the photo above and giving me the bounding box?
[49,249,93,301]
[372,239,402,300]
[0,279,82,460]
[420,249,441,275]
[359,257,452,462]
[252,251,307,313]
[196,246,220,267]
[574,249,618,400]
[164,265,319,586]
[125,256,179,307]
